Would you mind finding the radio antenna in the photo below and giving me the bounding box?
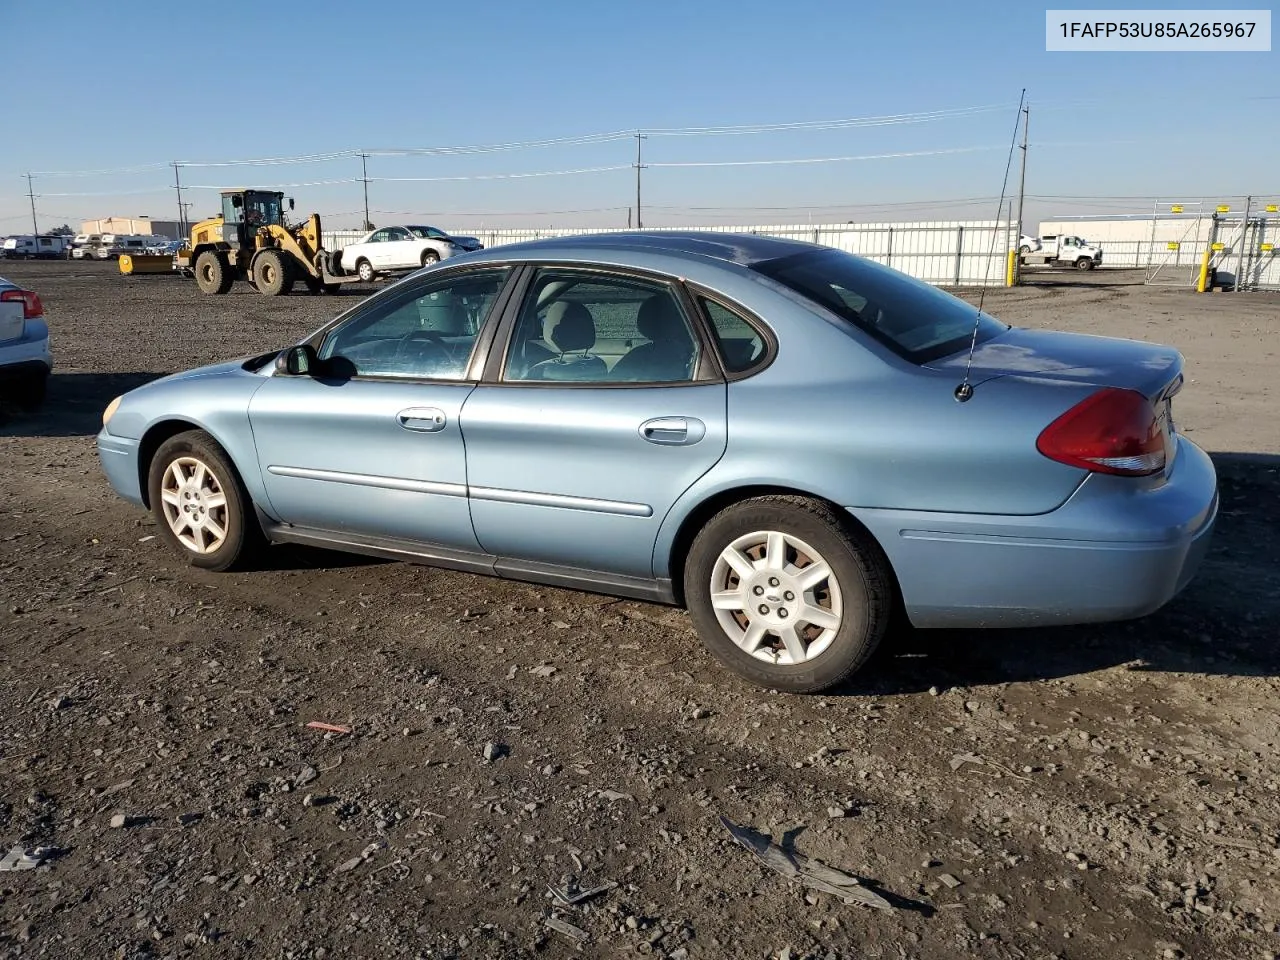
[955,88,1026,403]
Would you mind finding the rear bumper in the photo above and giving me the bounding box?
[0,332,53,379]
[97,429,145,507]
[852,436,1218,628]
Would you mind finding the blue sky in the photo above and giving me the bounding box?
[1,0,1275,233]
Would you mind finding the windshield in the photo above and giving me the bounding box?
[408,226,447,240]
[752,247,1008,364]
[244,194,283,227]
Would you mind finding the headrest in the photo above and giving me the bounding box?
[543,301,596,353]
[418,296,469,335]
[637,295,685,343]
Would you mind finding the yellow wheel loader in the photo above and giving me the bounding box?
[174,189,360,296]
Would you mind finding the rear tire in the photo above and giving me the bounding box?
[147,430,262,572]
[683,496,891,693]
[253,249,294,296]
[194,251,233,295]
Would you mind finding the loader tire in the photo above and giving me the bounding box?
[195,251,233,295]
[254,250,294,296]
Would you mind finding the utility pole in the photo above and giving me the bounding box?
[1014,103,1029,281]
[172,163,186,236]
[634,132,646,230]
[25,174,38,235]
[359,153,371,230]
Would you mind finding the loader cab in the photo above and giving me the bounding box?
[219,190,288,248]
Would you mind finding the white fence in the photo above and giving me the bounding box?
[321,221,1018,287]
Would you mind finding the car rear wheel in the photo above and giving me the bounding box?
[148,430,262,571]
[356,259,375,282]
[683,496,891,693]
[421,250,440,267]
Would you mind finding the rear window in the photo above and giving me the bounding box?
[752,247,1007,364]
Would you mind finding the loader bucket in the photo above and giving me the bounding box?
[119,254,175,276]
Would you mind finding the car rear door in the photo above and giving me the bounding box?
[247,265,516,550]
[460,266,727,580]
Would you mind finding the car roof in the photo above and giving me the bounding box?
[467,230,821,267]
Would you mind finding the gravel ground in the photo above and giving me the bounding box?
[1,260,1278,960]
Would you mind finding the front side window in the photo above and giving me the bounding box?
[318,268,510,380]
[502,270,700,384]
[386,227,412,242]
[753,247,1007,364]
[408,226,448,240]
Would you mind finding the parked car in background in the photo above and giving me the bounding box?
[336,225,484,282]
[2,235,69,260]
[94,231,1216,694]
[71,233,107,259]
[100,235,150,260]
[0,275,52,407]
[1021,234,1103,270]
[1018,234,1041,254]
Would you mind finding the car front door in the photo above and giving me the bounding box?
[247,266,515,550]
[460,267,728,580]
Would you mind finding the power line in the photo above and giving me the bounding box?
[648,145,1006,169]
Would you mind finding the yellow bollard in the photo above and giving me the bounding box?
[1006,249,1018,287]
[1196,248,1212,293]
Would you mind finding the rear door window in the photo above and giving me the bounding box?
[753,247,1007,364]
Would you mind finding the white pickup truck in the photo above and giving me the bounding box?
[1018,234,1103,271]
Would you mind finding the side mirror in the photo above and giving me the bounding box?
[232,195,243,208]
[275,344,317,376]
[288,198,295,210]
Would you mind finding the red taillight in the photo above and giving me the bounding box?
[1036,387,1165,476]
[0,289,42,319]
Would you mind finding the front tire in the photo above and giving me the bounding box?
[421,249,440,267]
[253,249,294,296]
[356,258,375,283]
[194,251,233,295]
[1075,257,1095,271]
[683,496,891,693]
[147,430,262,572]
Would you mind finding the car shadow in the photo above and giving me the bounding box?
[0,372,160,437]
[255,543,388,572]
[838,452,1280,694]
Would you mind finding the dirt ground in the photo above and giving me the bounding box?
[1,260,1277,960]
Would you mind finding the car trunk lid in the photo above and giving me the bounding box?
[927,327,1185,476]
[0,294,25,343]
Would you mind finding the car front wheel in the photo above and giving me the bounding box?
[421,250,440,267]
[148,430,261,571]
[683,496,890,693]
[356,259,375,282]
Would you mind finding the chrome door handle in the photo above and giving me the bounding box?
[640,417,705,445]
[397,407,446,433]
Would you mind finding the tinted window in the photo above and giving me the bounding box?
[319,268,509,380]
[752,248,1006,363]
[503,271,700,384]
[700,298,766,374]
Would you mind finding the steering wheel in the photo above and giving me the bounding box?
[394,329,447,359]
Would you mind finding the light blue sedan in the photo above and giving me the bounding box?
[96,232,1218,692]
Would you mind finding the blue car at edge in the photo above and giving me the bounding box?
[96,232,1218,693]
